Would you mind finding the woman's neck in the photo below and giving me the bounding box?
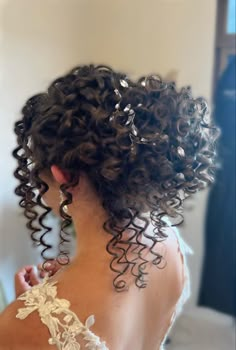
[70,200,111,263]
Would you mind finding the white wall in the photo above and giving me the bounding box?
[0,0,217,305]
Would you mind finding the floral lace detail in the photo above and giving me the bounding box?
[16,276,109,350]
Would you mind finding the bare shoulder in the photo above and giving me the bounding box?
[165,226,185,289]
[147,225,186,304]
[0,298,49,350]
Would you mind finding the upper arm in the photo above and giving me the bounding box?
[0,300,49,349]
[0,301,26,346]
[0,302,19,347]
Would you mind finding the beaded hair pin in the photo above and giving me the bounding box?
[109,78,171,157]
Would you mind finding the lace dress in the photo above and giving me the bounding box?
[16,226,192,350]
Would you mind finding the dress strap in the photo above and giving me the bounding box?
[16,276,109,350]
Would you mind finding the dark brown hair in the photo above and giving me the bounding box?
[13,64,219,291]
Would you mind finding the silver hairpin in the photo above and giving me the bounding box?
[114,89,121,97]
[130,123,138,137]
[123,104,131,113]
[110,86,160,156]
[177,146,185,158]
[109,115,115,122]
[120,79,129,88]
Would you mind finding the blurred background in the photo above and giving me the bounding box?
[0,0,235,349]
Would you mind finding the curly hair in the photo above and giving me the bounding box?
[12,64,219,291]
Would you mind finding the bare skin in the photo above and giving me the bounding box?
[0,166,185,350]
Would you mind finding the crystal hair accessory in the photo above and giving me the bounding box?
[111,79,162,154]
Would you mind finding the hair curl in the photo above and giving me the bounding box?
[13,64,219,291]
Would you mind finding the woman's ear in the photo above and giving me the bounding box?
[50,165,70,184]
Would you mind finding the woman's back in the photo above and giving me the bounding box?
[1,64,216,350]
[0,226,189,350]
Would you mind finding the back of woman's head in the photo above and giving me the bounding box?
[13,64,219,291]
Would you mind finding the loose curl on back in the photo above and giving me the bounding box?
[13,64,219,291]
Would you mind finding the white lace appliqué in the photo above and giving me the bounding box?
[16,277,109,350]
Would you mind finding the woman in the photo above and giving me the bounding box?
[0,65,218,349]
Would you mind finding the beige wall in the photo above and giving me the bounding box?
[0,0,217,304]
